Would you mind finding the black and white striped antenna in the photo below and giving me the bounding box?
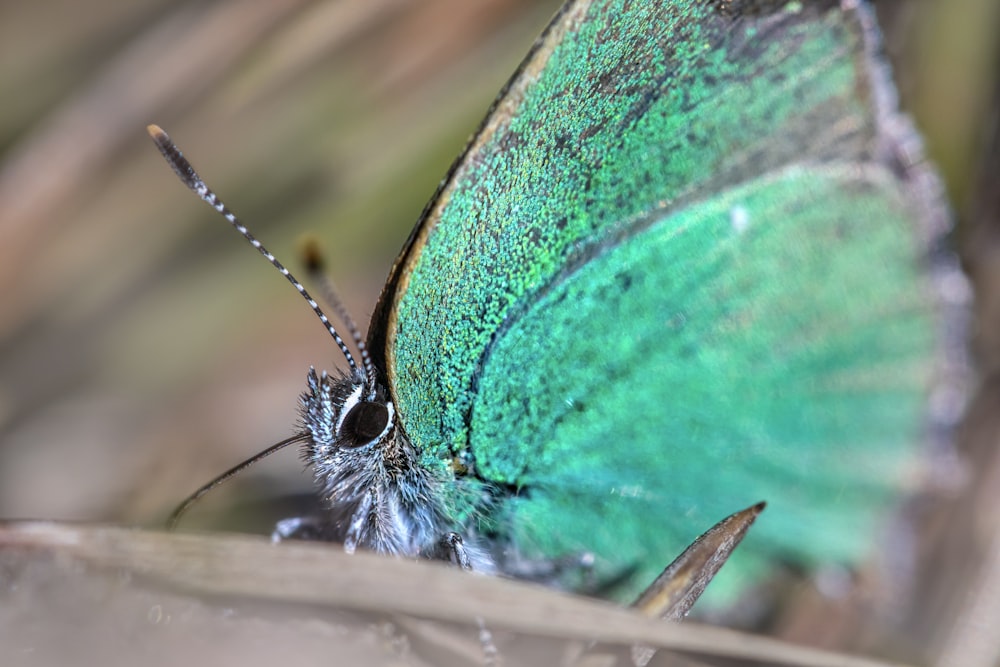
[146,124,373,381]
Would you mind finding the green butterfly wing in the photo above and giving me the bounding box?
[373,0,944,602]
[472,165,934,602]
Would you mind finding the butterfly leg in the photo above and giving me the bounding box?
[434,532,503,666]
[436,531,473,569]
[500,551,599,591]
[270,516,331,543]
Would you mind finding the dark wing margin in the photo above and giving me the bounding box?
[365,0,592,384]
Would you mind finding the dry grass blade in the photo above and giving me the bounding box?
[0,521,915,667]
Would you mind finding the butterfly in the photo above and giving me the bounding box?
[153,0,952,608]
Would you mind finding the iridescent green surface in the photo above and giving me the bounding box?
[376,0,941,602]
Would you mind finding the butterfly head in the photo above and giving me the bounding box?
[299,367,448,556]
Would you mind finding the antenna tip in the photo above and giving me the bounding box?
[147,123,165,138]
[298,234,326,273]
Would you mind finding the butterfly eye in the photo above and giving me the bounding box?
[340,401,390,447]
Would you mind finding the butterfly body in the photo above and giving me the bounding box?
[269,0,945,605]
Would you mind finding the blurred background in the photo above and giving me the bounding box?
[0,0,568,525]
[0,0,997,665]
